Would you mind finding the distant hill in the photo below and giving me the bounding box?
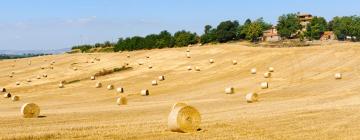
[0,48,70,55]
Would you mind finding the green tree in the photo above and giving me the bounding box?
[305,16,327,40]
[215,20,240,43]
[200,25,217,44]
[276,13,302,39]
[241,18,272,42]
[174,30,198,47]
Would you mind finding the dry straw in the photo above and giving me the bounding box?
[168,105,201,133]
[260,82,268,89]
[116,96,128,105]
[152,80,158,86]
[95,82,102,88]
[141,89,150,96]
[225,87,235,94]
[3,93,11,98]
[12,96,20,101]
[335,73,342,80]
[268,67,275,72]
[116,87,124,93]
[245,93,258,103]
[158,75,165,81]
[107,85,114,90]
[264,72,272,78]
[251,68,257,74]
[171,102,187,110]
[232,60,237,65]
[21,103,40,118]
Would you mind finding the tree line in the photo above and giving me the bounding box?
[72,13,360,52]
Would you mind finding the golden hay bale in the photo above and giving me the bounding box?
[168,105,201,133]
[127,55,130,58]
[158,75,165,81]
[116,96,128,105]
[209,59,214,64]
[245,93,258,103]
[186,48,190,52]
[146,56,150,58]
[335,73,342,80]
[41,66,45,70]
[21,103,40,118]
[58,83,64,88]
[3,93,11,98]
[260,82,269,89]
[42,74,47,78]
[107,85,114,90]
[232,60,237,65]
[11,71,15,74]
[251,68,257,74]
[91,76,96,80]
[138,62,144,65]
[264,72,272,78]
[12,64,15,67]
[187,66,192,71]
[225,87,235,94]
[152,80,158,86]
[73,67,78,71]
[16,82,20,86]
[95,82,102,88]
[195,66,200,71]
[12,96,20,101]
[1,88,6,92]
[60,80,67,84]
[186,52,191,58]
[171,102,187,110]
[268,67,275,72]
[141,89,149,96]
[116,87,124,93]
[37,75,41,79]
[148,65,153,69]
[27,79,32,82]
[9,75,13,78]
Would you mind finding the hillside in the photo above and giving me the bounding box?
[1,42,360,139]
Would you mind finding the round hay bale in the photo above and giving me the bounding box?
[260,82,268,89]
[1,88,6,92]
[116,87,124,93]
[12,64,15,67]
[21,103,40,118]
[141,89,149,96]
[264,72,272,78]
[41,66,45,70]
[60,80,66,84]
[168,105,201,133]
[90,76,96,80]
[27,79,32,82]
[251,68,257,74]
[42,74,47,78]
[171,102,188,110]
[232,60,237,65]
[209,59,214,64]
[11,71,15,74]
[95,82,102,88]
[152,80,158,86]
[245,93,258,103]
[335,73,342,80]
[12,95,19,101]
[268,67,275,72]
[138,62,143,65]
[146,56,150,58]
[127,55,130,58]
[3,93,11,98]
[158,75,165,81]
[148,65,153,69]
[16,82,20,86]
[186,48,190,52]
[37,75,41,79]
[9,75,13,78]
[107,85,114,90]
[195,66,200,71]
[186,53,191,58]
[73,67,78,71]
[225,87,235,94]
[187,66,192,71]
[58,83,64,88]
[116,96,127,105]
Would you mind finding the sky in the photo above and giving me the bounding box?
[0,0,360,50]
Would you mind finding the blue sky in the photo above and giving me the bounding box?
[0,0,360,50]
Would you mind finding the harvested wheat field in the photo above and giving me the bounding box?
[2,42,360,139]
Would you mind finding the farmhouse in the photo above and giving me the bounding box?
[297,12,313,31]
[262,27,281,42]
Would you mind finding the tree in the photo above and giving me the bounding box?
[276,13,302,39]
[215,20,240,43]
[200,25,217,44]
[156,30,174,48]
[305,16,327,40]
[331,16,360,41]
[241,18,272,42]
[174,30,198,47]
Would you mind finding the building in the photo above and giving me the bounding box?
[320,31,336,41]
[297,13,313,31]
[262,27,281,42]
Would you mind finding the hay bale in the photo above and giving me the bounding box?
[12,96,19,101]
[168,105,201,133]
[138,62,144,65]
[195,66,200,71]
[251,68,257,74]
[60,80,67,84]
[27,79,32,82]
[16,82,20,86]
[116,96,127,105]
[158,75,165,81]
[42,74,47,78]
[9,75,13,78]
[116,87,124,93]
[245,93,258,103]
[146,56,150,58]
[152,80,158,86]
[225,87,235,94]
[268,67,275,72]
[11,64,15,67]
[0,88,6,92]
[141,89,149,96]
[186,53,191,58]
[37,75,41,79]
[335,73,342,80]
[171,102,187,110]
[21,103,40,118]
[209,59,214,64]
[41,66,45,70]
[3,93,11,98]
[264,72,272,78]
[127,55,130,58]
[95,82,102,88]
[58,83,64,88]
[186,48,190,52]
[148,65,153,69]
[73,67,78,71]
[232,60,237,65]
[260,82,268,89]
[91,76,96,80]
[107,85,114,90]
[11,71,15,74]
[187,66,192,71]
